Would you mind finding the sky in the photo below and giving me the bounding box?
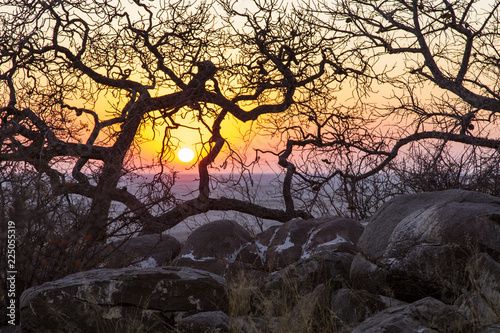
[86,78,269,173]
[5,0,499,176]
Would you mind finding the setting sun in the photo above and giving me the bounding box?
[178,148,195,163]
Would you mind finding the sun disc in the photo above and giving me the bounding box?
[178,148,195,162]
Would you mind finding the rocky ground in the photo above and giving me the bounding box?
[17,189,500,332]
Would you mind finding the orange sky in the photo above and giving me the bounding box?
[83,86,266,173]
[73,25,476,176]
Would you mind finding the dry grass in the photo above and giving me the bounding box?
[227,269,339,333]
[224,251,500,333]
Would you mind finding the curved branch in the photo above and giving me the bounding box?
[47,44,148,94]
[56,182,154,220]
[278,140,302,216]
[329,131,500,182]
[141,196,312,234]
[349,131,500,180]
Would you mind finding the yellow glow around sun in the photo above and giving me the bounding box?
[178,148,195,163]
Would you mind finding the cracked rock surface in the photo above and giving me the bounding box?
[20,266,227,332]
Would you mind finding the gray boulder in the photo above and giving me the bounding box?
[177,311,229,332]
[330,288,406,330]
[351,297,470,333]
[480,325,500,333]
[236,226,279,269]
[104,233,181,268]
[20,266,228,332]
[229,316,282,333]
[254,251,353,316]
[351,189,500,302]
[263,216,363,271]
[226,226,281,284]
[172,220,253,276]
[301,216,364,258]
[228,216,362,283]
[262,218,318,270]
[455,252,500,326]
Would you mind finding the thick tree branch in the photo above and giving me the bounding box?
[141,196,312,234]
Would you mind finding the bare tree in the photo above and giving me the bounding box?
[260,0,500,217]
[3,0,499,242]
[314,0,500,111]
[0,0,364,242]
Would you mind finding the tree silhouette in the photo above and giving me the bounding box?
[5,0,500,324]
[270,0,500,218]
[2,0,500,241]
[0,0,356,239]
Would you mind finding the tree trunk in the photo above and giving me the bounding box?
[84,101,145,241]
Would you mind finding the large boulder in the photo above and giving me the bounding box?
[227,216,362,288]
[226,226,279,284]
[177,311,229,332]
[262,218,320,270]
[236,226,279,270]
[104,233,181,268]
[351,190,500,302]
[301,216,364,258]
[330,288,406,330]
[455,252,500,326]
[351,297,471,333]
[480,325,500,333]
[253,251,353,316]
[250,216,363,271]
[20,266,227,332]
[172,220,253,276]
[229,316,282,333]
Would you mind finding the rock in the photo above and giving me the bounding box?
[254,252,352,316]
[467,253,500,309]
[236,226,279,269]
[351,297,471,333]
[301,216,364,258]
[330,288,406,330]
[455,291,500,330]
[351,190,500,302]
[172,220,253,276]
[480,325,500,333]
[20,266,228,332]
[264,216,363,271]
[104,233,181,268]
[228,216,362,283]
[177,311,229,332]
[225,260,268,285]
[263,218,325,270]
[225,226,280,284]
[455,253,500,325]
[229,316,282,333]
